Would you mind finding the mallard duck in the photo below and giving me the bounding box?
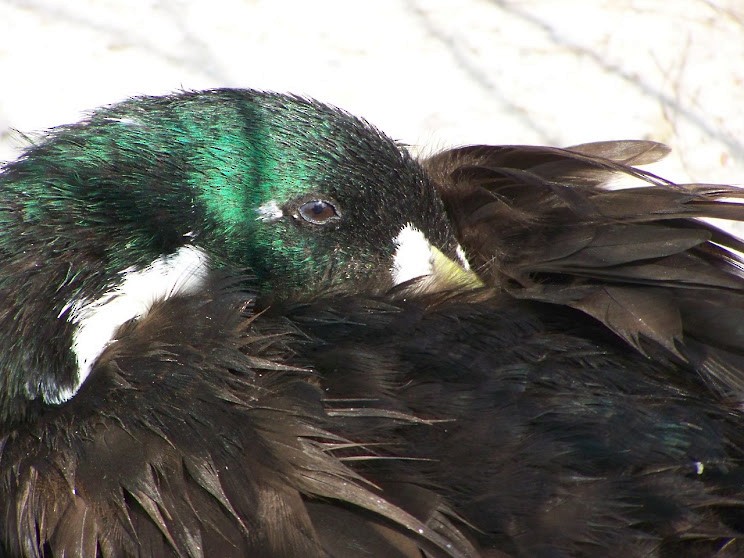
[1,89,744,557]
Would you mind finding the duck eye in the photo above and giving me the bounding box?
[298,200,339,225]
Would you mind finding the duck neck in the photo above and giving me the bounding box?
[0,227,209,426]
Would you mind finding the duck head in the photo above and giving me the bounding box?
[0,88,476,425]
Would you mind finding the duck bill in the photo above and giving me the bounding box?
[390,224,482,293]
[426,246,484,292]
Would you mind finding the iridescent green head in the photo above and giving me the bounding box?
[4,89,465,298]
[0,89,474,415]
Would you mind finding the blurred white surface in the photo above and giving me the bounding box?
[1,0,742,184]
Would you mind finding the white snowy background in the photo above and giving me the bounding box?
[1,0,743,185]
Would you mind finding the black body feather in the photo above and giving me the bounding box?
[0,279,478,558]
[288,290,744,557]
[7,276,744,557]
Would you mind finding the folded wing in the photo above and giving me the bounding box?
[424,141,744,400]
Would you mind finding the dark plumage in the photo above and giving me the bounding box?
[3,279,476,557]
[2,90,744,557]
[426,141,744,401]
[287,290,744,557]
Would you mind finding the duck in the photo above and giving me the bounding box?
[1,88,744,557]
